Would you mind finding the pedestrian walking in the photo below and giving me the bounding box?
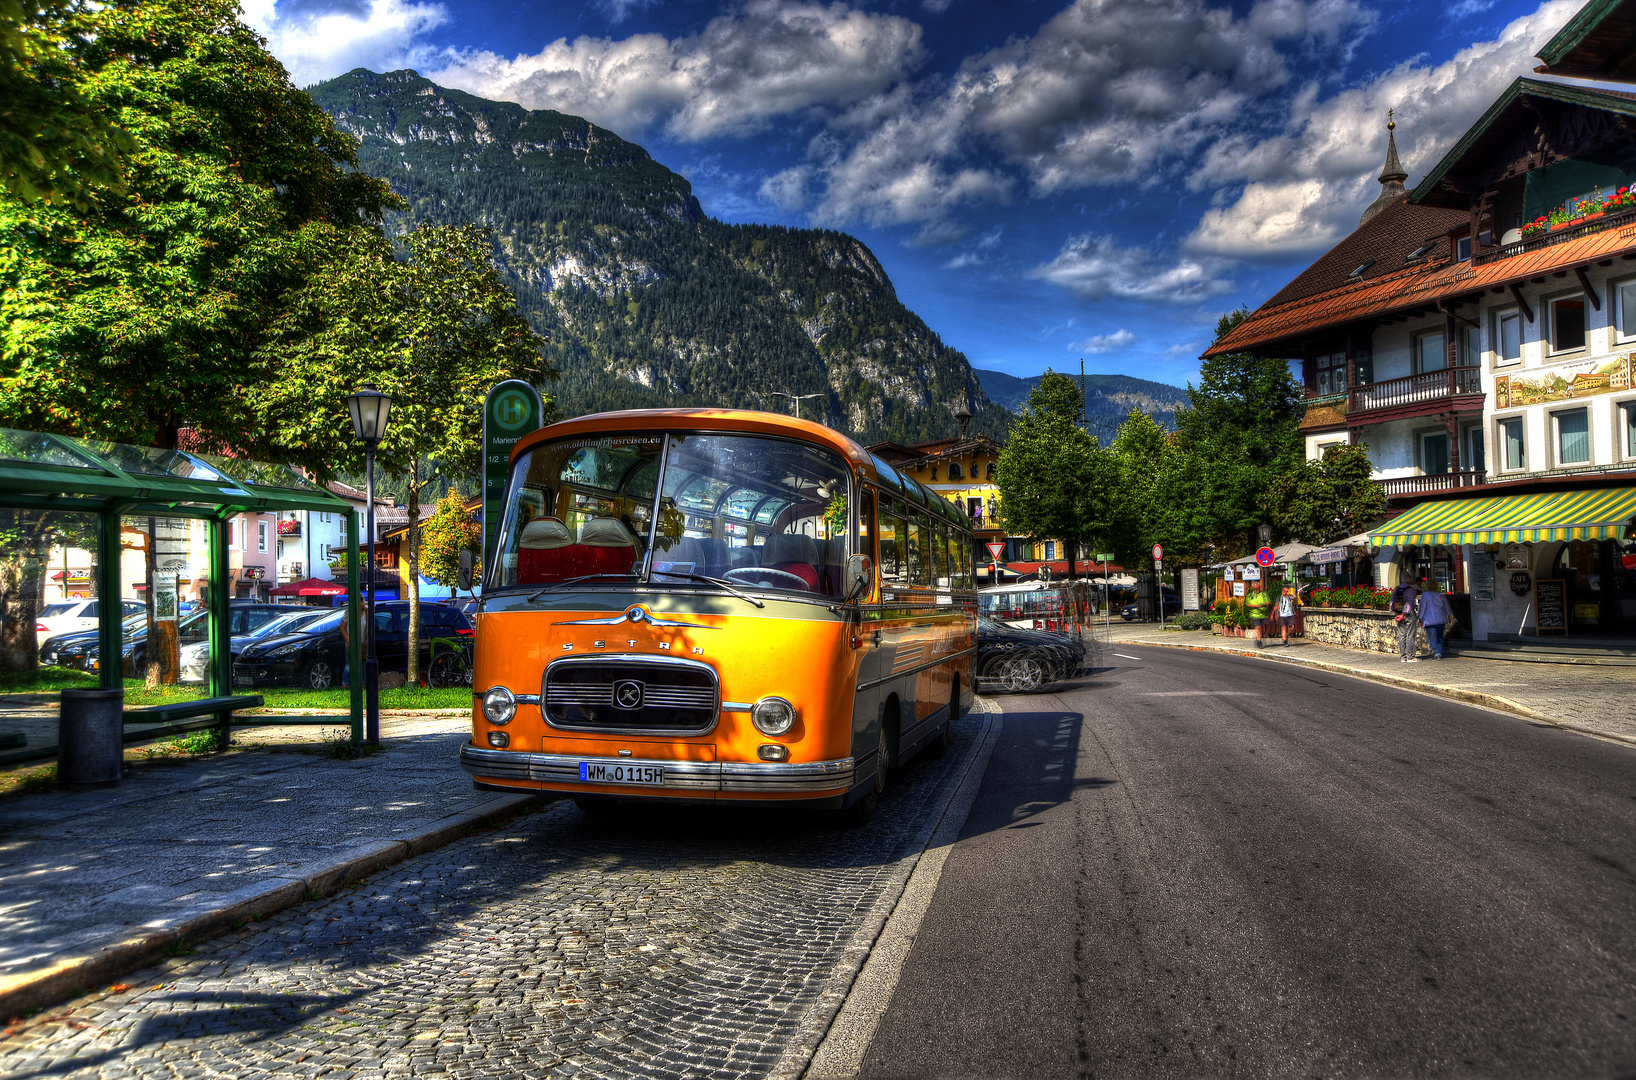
[1246,586,1271,648]
[1390,578,1421,662]
[1275,585,1301,646]
[1417,579,1453,660]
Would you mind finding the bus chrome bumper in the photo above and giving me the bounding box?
[459,745,855,793]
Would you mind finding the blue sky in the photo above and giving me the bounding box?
[243,0,1581,389]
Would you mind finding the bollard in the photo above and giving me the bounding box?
[59,688,124,786]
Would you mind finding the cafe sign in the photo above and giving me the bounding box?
[1313,547,1347,565]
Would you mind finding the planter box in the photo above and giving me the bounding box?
[1300,605,1408,654]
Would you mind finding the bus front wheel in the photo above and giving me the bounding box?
[842,720,891,827]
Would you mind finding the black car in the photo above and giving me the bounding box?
[976,615,1086,692]
[75,603,312,675]
[233,602,474,690]
[1120,590,1183,621]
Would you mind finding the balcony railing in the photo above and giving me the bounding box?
[1473,206,1636,266]
[1375,470,1487,497]
[1349,366,1483,414]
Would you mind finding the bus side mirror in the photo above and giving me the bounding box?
[846,554,873,601]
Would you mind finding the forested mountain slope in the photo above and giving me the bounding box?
[973,369,1187,445]
[308,69,1009,445]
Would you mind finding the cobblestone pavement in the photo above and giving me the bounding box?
[1096,622,1636,744]
[0,707,989,1079]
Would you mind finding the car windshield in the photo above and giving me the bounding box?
[40,602,80,618]
[490,431,853,597]
[300,610,345,634]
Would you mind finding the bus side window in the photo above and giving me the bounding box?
[909,512,931,587]
[859,487,875,560]
[948,530,966,590]
[932,520,949,586]
[881,500,905,584]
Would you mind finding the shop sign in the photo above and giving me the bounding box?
[1242,565,1261,581]
[1469,554,1495,601]
[242,566,265,581]
[1504,543,1528,569]
[153,571,178,622]
[1509,571,1532,596]
[1232,581,1246,597]
[1180,569,1199,611]
[1313,547,1346,565]
[1223,566,1235,582]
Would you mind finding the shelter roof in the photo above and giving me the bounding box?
[1535,0,1636,81]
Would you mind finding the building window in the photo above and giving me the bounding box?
[1494,308,1522,366]
[1413,330,1446,374]
[1555,408,1591,465]
[1463,425,1485,473]
[1500,417,1526,471]
[1624,401,1636,460]
[1550,295,1587,352]
[985,462,996,480]
[1419,430,1450,475]
[1456,235,1473,261]
[1044,541,1057,561]
[1617,281,1636,339]
[258,520,268,553]
[948,462,963,480]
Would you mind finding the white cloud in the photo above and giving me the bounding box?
[761,166,815,211]
[424,0,926,140]
[807,0,1374,229]
[1032,234,1235,302]
[1072,328,1138,353]
[594,0,660,25]
[1164,341,1202,356]
[1186,0,1580,259]
[242,0,447,87]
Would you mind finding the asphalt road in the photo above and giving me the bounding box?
[860,644,1636,1079]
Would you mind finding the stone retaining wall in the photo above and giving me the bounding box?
[1299,607,1405,654]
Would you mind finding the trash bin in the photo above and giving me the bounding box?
[59,688,124,786]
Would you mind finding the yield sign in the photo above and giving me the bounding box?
[986,542,1006,560]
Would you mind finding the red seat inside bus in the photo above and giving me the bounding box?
[763,533,820,590]
[516,516,639,583]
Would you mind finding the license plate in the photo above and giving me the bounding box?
[235,675,253,687]
[579,761,664,786]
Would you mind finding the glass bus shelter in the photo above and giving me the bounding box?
[0,428,363,758]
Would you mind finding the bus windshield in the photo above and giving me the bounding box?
[491,431,853,596]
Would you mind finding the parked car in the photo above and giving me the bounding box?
[36,598,147,647]
[39,612,144,667]
[233,601,473,690]
[1120,589,1183,621]
[74,602,311,676]
[178,608,332,684]
[975,615,1086,692]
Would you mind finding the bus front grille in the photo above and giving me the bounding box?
[542,655,718,734]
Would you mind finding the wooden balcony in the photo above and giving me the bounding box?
[1375,470,1487,498]
[1348,366,1484,423]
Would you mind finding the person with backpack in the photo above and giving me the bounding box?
[1416,579,1453,660]
[1390,578,1422,662]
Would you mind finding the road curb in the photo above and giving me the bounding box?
[0,791,544,1022]
[1116,636,1636,750]
[769,698,1001,1080]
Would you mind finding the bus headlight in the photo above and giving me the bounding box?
[751,696,796,736]
[482,686,516,725]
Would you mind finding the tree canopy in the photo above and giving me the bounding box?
[1264,443,1385,545]
[0,0,398,449]
[993,371,1112,577]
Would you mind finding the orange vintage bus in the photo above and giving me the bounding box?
[460,409,977,824]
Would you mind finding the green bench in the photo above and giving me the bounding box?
[124,694,264,725]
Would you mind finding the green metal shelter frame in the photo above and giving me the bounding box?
[0,428,363,743]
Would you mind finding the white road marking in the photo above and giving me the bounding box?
[1113,653,1144,661]
[1142,691,1259,696]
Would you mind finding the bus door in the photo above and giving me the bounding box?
[852,487,886,753]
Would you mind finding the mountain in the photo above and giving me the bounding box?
[307,69,1011,446]
[972,369,1189,445]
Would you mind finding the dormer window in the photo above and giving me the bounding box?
[1456,236,1473,261]
[1407,242,1436,260]
[1348,261,1375,279]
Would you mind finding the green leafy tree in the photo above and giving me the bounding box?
[420,488,481,591]
[253,222,554,686]
[1109,408,1212,566]
[0,0,131,206]
[1170,309,1305,559]
[0,0,398,449]
[994,371,1111,579]
[1265,443,1385,544]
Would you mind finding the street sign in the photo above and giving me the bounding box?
[986,541,1005,560]
[1255,546,1277,566]
[1151,544,1164,561]
[482,380,544,571]
[1097,553,1115,562]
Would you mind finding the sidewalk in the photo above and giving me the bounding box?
[0,716,539,1020]
[1096,622,1636,747]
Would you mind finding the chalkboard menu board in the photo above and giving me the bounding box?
[1535,578,1568,634]
[1469,555,1495,601]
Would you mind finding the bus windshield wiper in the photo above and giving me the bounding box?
[650,571,765,609]
[527,572,642,603]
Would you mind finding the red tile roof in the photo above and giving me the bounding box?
[1208,213,1636,357]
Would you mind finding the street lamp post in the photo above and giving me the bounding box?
[769,391,824,420]
[346,384,392,745]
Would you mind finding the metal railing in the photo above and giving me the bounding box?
[1473,206,1636,266]
[1375,470,1487,497]
[1349,366,1483,414]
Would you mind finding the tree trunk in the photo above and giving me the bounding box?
[405,459,422,689]
[0,512,52,680]
[145,516,160,689]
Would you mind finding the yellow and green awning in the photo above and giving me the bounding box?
[1369,486,1636,547]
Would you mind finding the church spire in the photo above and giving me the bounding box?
[1362,110,1408,225]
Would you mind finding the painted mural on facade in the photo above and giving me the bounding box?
[1495,355,1634,409]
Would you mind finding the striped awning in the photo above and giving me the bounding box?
[1369,486,1636,547]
